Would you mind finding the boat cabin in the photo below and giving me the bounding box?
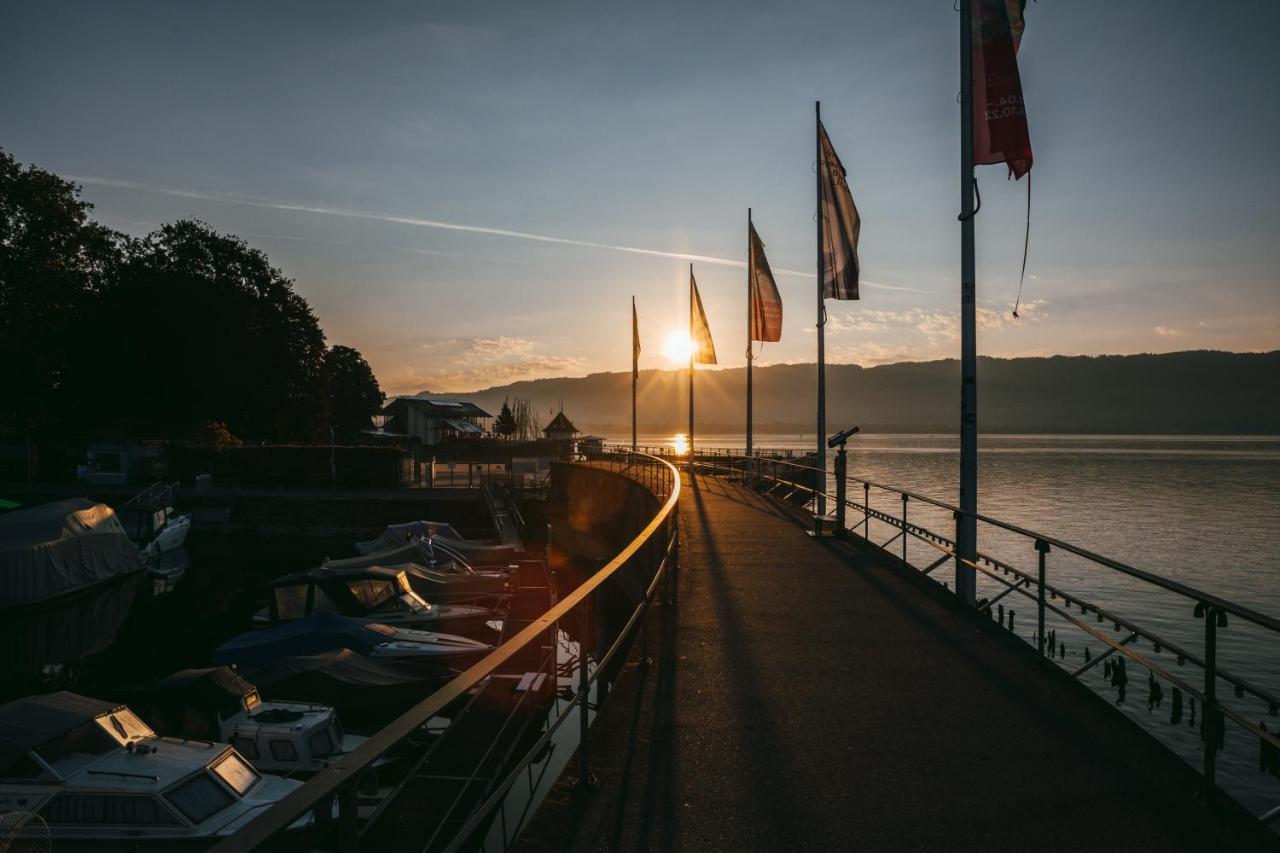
[258,566,433,627]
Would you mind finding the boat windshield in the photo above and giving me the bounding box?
[36,720,120,776]
[273,583,339,620]
[211,750,259,796]
[98,709,154,746]
[348,579,400,613]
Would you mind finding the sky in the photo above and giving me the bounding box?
[3,1,1278,395]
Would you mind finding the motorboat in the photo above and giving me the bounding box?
[118,482,192,560]
[252,565,497,634]
[0,499,144,608]
[327,538,512,579]
[212,611,494,671]
[143,667,363,775]
[245,650,453,730]
[0,691,309,846]
[355,520,521,568]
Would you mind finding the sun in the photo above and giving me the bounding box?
[662,330,694,364]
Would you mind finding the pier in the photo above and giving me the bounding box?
[520,472,1268,851]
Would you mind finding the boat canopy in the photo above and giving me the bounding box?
[213,611,404,669]
[249,648,437,691]
[267,566,421,621]
[0,691,128,774]
[0,499,143,607]
[354,521,465,555]
[147,667,260,736]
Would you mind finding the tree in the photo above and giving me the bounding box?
[324,345,384,442]
[78,220,329,441]
[0,148,126,433]
[494,398,517,439]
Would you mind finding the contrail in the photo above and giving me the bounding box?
[73,175,928,293]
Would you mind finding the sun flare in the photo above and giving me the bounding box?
[662,330,694,364]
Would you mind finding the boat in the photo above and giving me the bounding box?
[0,691,310,846]
[252,565,498,634]
[212,611,494,671]
[0,499,145,609]
[142,667,364,775]
[245,649,454,730]
[355,521,521,567]
[354,520,465,555]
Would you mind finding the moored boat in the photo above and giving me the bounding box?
[0,691,310,848]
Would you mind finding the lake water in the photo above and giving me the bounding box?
[616,432,1280,814]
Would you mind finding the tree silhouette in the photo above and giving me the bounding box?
[494,398,517,439]
[324,345,384,442]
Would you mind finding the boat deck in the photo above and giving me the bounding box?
[516,473,1270,852]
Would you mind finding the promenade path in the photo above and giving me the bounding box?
[519,473,1268,852]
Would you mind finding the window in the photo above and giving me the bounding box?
[166,773,235,824]
[269,740,298,762]
[212,751,259,796]
[230,736,259,759]
[43,793,180,826]
[307,729,334,757]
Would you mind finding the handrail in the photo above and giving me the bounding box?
[211,449,680,852]
[683,447,1280,635]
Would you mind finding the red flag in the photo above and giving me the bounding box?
[748,223,782,342]
[972,0,1032,179]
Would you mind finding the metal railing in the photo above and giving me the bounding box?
[211,448,680,852]
[676,444,1280,818]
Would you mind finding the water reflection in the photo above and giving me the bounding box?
[671,433,689,456]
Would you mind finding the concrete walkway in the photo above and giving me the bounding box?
[518,474,1268,852]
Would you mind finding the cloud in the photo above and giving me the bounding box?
[1153,325,1182,337]
[826,342,923,366]
[820,300,1047,345]
[74,174,918,292]
[389,336,583,393]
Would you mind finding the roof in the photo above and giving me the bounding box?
[443,418,484,434]
[384,396,492,419]
[543,412,579,435]
[0,691,124,768]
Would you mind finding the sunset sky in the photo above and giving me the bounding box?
[5,1,1278,394]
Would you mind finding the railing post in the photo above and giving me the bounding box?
[863,481,870,538]
[834,447,847,533]
[1035,539,1050,658]
[901,494,908,565]
[577,588,593,789]
[1197,601,1225,803]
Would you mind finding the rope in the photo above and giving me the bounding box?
[1012,172,1031,318]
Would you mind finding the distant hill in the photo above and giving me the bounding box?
[418,351,1280,435]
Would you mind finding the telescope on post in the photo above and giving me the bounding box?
[827,425,860,449]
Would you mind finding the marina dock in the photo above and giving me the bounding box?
[517,472,1273,852]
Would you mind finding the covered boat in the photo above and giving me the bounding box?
[0,691,308,845]
[354,520,465,555]
[212,611,493,671]
[355,521,520,567]
[253,565,497,634]
[0,498,144,608]
[143,667,361,775]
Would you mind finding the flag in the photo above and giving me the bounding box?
[690,273,717,365]
[749,222,783,342]
[632,296,641,363]
[818,122,861,300]
[972,0,1032,179]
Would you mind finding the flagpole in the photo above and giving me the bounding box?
[631,295,638,452]
[815,100,827,518]
[957,0,978,605]
[746,208,754,461]
[688,264,695,470]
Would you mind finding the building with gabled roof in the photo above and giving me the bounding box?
[381,396,492,446]
[542,412,579,443]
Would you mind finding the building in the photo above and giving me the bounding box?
[381,397,493,446]
[542,412,579,443]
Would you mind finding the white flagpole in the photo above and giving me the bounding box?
[957,0,978,605]
[815,101,827,518]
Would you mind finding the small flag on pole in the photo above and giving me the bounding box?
[972,0,1032,179]
[749,222,783,342]
[690,272,717,365]
[818,123,861,301]
[632,297,641,362]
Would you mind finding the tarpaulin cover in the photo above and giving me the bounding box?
[249,648,434,691]
[354,521,464,555]
[148,667,256,732]
[212,611,401,669]
[0,691,123,771]
[0,498,144,608]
